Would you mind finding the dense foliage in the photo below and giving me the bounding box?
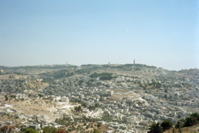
[19,128,39,133]
[148,122,163,133]
[43,127,57,133]
[93,129,100,133]
[0,126,101,133]
[161,119,173,131]
[148,120,173,133]
[89,72,114,80]
[148,113,199,133]
[176,112,199,128]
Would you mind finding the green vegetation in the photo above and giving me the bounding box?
[1,125,102,133]
[101,114,114,122]
[175,119,185,129]
[4,95,8,101]
[43,127,57,133]
[175,113,199,128]
[148,119,173,133]
[87,103,101,111]
[148,113,199,133]
[41,68,75,82]
[22,128,39,133]
[93,129,100,133]
[38,94,43,98]
[161,119,173,131]
[148,122,163,133]
[89,72,114,80]
[74,106,82,112]
[55,116,71,126]
[53,70,74,79]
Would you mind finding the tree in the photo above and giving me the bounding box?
[93,129,100,133]
[24,128,39,133]
[161,119,173,131]
[89,72,113,80]
[175,119,185,129]
[43,126,57,133]
[148,122,163,133]
[178,112,199,127]
[74,106,82,112]
[190,113,199,121]
[184,116,197,127]
[38,94,43,98]
[4,95,8,101]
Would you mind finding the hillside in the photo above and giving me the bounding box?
[0,64,199,133]
[165,125,199,133]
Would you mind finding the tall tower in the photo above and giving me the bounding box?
[133,59,135,64]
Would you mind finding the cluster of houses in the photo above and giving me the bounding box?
[0,64,199,132]
[40,70,198,132]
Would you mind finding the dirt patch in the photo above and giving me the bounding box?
[2,96,74,122]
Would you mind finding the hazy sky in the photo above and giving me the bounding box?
[0,0,198,70]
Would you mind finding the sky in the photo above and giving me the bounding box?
[0,0,198,70]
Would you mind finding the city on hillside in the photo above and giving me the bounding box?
[0,64,199,133]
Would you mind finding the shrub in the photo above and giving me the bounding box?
[161,119,173,131]
[184,116,197,127]
[93,129,100,133]
[175,119,185,129]
[90,72,113,80]
[43,126,57,133]
[4,95,8,101]
[148,122,163,133]
[74,106,82,112]
[175,113,199,128]
[24,128,39,133]
[190,113,199,121]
